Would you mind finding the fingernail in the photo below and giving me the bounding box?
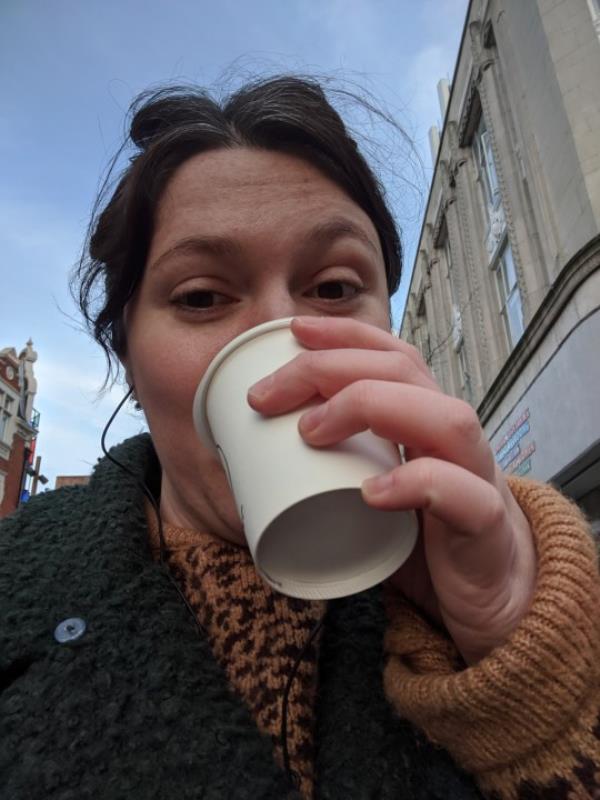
[248,374,274,401]
[362,473,393,497]
[300,403,327,433]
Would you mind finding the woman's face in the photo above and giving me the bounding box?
[124,147,391,542]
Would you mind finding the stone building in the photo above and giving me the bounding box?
[0,341,39,517]
[400,0,600,530]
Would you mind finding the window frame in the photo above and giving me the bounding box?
[493,241,524,349]
[455,341,472,402]
[473,114,501,213]
[0,388,16,444]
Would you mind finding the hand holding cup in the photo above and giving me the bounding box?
[248,316,537,665]
[193,318,418,601]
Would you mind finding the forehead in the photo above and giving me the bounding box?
[152,147,382,248]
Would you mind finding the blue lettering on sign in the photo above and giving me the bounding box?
[513,457,532,477]
[500,443,520,471]
[495,421,530,463]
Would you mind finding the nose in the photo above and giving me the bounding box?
[243,284,303,330]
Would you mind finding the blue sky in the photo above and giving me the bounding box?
[0,0,467,488]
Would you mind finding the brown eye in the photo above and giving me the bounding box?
[183,290,217,308]
[174,290,231,309]
[314,281,359,300]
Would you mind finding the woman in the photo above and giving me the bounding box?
[1,77,599,799]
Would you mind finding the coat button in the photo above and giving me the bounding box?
[54,617,87,643]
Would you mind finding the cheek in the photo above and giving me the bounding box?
[362,297,392,333]
[128,328,215,423]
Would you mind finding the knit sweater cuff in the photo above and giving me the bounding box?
[382,478,600,775]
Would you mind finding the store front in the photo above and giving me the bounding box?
[484,274,600,533]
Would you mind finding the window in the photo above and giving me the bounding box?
[444,236,461,310]
[444,238,456,297]
[473,115,501,212]
[423,332,432,365]
[494,242,524,348]
[456,342,472,402]
[588,0,600,37]
[0,412,8,441]
[414,292,432,365]
[0,390,15,443]
[441,232,464,349]
[0,471,5,505]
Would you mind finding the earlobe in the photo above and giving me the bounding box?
[129,384,143,411]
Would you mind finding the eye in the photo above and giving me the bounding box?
[172,289,232,310]
[310,281,360,300]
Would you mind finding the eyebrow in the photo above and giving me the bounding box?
[305,217,380,257]
[148,215,380,274]
[148,235,243,274]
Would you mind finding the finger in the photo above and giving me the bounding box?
[363,457,532,648]
[364,457,516,601]
[362,457,508,548]
[247,348,438,413]
[290,316,434,384]
[299,380,495,481]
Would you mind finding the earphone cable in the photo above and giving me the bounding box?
[101,388,320,788]
[100,388,205,639]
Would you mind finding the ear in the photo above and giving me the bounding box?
[118,358,135,400]
[119,354,133,389]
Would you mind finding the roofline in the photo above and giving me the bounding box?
[399,0,474,333]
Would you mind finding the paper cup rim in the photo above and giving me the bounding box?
[192,316,295,450]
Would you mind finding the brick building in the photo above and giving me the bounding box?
[55,476,90,489]
[0,341,39,517]
[401,0,600,530]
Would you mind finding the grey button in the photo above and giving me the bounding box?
[54,617,87,643]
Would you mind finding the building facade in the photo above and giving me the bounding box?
[0,341,39,517]
[400,0,600,530]
[54,476,90,490]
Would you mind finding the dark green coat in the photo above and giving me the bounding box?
[0,435,481,799]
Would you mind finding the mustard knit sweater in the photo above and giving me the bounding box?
[148,476,600,799]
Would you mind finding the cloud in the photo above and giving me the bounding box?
[3,0,470,491]
[301,0,388,65]
[31,357,146,490]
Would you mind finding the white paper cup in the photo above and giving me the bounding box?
[193,318,418,599]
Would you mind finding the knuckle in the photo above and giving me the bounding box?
[449,400,482,445]
[407,343,423,364]
[387,466,403,493]
[397,342,437,385]
[483,492,508,531]
[391,352,416,383]
[296,349,319,374]
[287,351,322,389]
[353,379,377,408]
[415,458,437,503]
[405,342,428,370]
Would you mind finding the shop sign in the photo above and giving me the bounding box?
[494,408,536,475]
[510,442,536,476]
[496,419,530,463]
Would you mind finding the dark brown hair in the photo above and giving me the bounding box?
[72,76,403,381]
